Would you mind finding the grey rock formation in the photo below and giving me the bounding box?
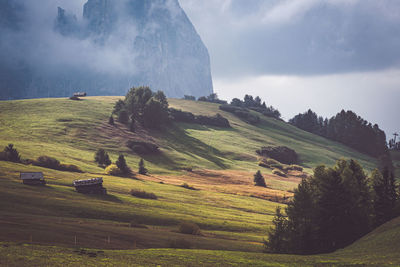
[0,0,213,99]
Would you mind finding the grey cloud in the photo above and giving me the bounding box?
[180,0,400,77]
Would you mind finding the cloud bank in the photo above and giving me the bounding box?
[180,0,400,77]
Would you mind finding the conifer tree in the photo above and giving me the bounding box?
[138,158,148,175]
[116,155,130,174]
[254,170,266,187]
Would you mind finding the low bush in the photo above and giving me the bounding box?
[130,189,157,200]
[32,156,83,172]
[127,140,159,154]
[105,164,121,176]
[181,183,196,190]
[270,163,284,170]
[178,222,201,235]
[290,165,303,172]
[273,169,287,177]
[256,146,298,164]
[59,164,83,173]
[182,166,193,172]
[169,108,230,128]
[130,221,148,229]
[69,96,81,100]
[168,238,192,249]
[258,161,270,168]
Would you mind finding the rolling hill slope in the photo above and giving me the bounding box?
[0,96,391,266]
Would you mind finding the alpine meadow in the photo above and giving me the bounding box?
[1,0,400,266]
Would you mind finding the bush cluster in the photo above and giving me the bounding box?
[178,222,201,235]
[33,156,82,172]
[130,189,157,200]
[181,183,196,190]
[169,108,230,128]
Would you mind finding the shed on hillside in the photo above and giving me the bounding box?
[20,172,46,185]
[73,92,87,97]
[73,177,107,194]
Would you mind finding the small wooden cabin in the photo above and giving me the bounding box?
[73,177,107,194]
[20,172,46,185]
[73,92,87,97]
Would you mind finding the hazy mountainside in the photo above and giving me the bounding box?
[0,0,213,100]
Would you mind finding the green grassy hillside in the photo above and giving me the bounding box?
[0,96,389,266]
[0,97,376,174]
[1,216,399,266]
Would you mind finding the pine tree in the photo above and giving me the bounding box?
[129,120,135,132]
[4,144,20,162]
[138,158,148,175]
[108,116,114,125]
[372,168,397,226]
[94,148,111,168]
[116,155,130,174]
[265,207,290,253]
[254,170,266,187]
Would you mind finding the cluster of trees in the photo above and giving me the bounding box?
[95,148,149,176]
[265,159,399,254]
[169,108,230,128]
[198,93,228,104]
[219,104,260,124]
[112,86,169,130]
[289,109,388,158]
[231,95,281,119]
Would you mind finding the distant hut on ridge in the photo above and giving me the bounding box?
[20,172,46,185]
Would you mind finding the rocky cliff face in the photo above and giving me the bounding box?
[0,0,213,99]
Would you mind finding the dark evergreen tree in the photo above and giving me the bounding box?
[4,144,20,162]
[129,119,135,132]
[264,207,290,253]
[112,99,125,115]
[254,170,266,187]
[285,178,317,254]
[118,110,129,124]
[138,158,148,175]
[372,168,397,226]
[143,98,169,129]
[108,116,114,125]
[116,155,130,174]
[94,148,111,168]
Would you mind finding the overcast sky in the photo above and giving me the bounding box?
[179,0,400,139]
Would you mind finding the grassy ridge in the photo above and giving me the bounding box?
[0,97,377,175]
[1,216,399,266]
[0,96,390,266]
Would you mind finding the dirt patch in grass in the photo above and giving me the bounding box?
[143,169,301,203]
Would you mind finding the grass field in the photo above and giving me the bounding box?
[0,96,396,266]
[1,216,399,266]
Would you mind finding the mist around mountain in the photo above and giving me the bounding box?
[0,0,213,100]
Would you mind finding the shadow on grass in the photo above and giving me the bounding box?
[83,193,123,203]
[148,124,228,169]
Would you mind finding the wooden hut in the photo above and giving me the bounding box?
[73,92,87,97]
[73,177,107,194]
[20,172,46,185]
